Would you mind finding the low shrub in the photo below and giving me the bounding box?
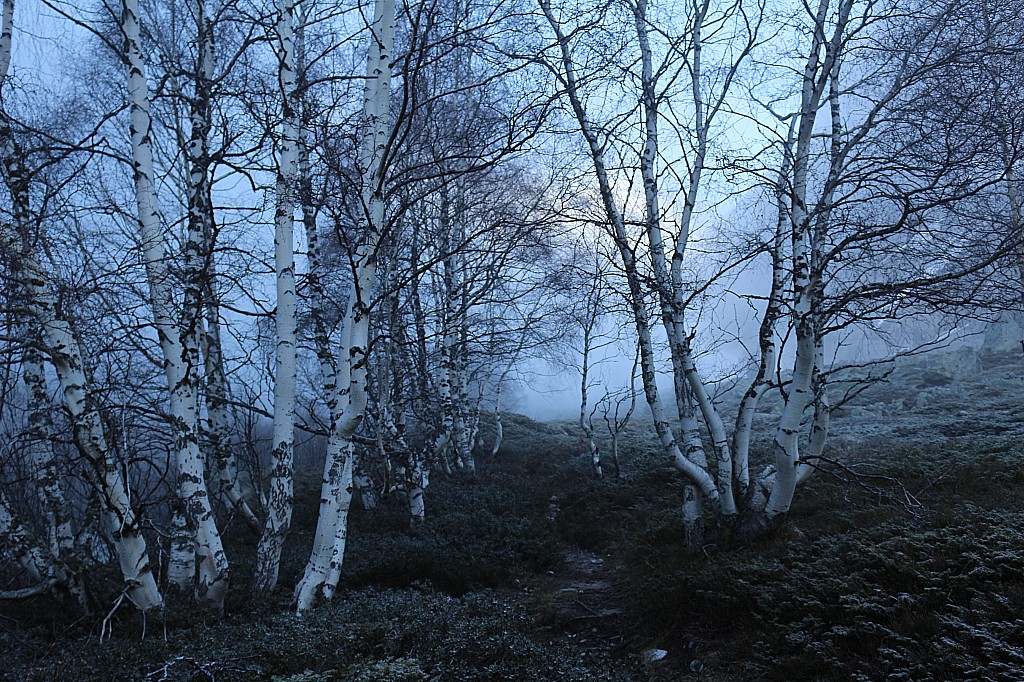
[6,589,633,681]
[343,471,560,593]
[610,441,1024,681]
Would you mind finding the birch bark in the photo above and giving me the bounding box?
[577,265,603,479]
[294,0,394,613]
[22,336,75,564]
[731,122,795,494]
[187,9,259,532]
[762,0,852,519]
[0,225,163,610]
[0,0,160,610]
[488,359,516,460]
[254,0,299,596]
[632,0,736,516]
[121,0,228,609]
[579,325,602,479]
[200,304,260,530]
[0,8,73,566]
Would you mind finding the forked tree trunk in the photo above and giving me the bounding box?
[761,0,851,521]
[294,0,394,614]
[1,0,76,574]
[0,491,78,604]
[732,122,794,495]
[21,345,90,608]
[602,348,638,479]
[541,1,721,512]
[632,0,735,517]
[121,0,227,610]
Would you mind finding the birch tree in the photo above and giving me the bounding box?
[291,0,557,535]
[539,0,1015,541]
[187,1,261,533]
[119,0,228,610]
[0,0,163,611]
[254,0,299,596]
[294,0,395,614]
[538,0,729,538]
[748,0,1019,522]
[571,240,619,479]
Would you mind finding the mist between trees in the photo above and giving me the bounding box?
[0,0,1021,623]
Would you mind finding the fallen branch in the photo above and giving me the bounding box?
[0,578,58,600]
[798,454,924,516]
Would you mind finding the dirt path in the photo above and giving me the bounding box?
[517,545,630,664]
[512,499,705,679]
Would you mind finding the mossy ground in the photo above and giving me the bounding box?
[3,353,1024,680]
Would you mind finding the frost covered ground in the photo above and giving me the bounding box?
[2,348,1023,680]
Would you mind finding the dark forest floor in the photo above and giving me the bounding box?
[3,350,1024,680]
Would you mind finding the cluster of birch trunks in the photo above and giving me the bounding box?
[0,0,1021,618]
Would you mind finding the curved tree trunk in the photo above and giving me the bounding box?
[294,0,394,614]
[0,0,160,611]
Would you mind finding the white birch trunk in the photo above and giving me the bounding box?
[541,1,721,511]
[0,2,74,564]
[121,0,227,610]
[190,8,259,532]
[21,341,91,609]
[438,204,466,474]
[431,283,457,475]
[254,0,299,596]
[318,448,354,600]
[579,314,602,479]
[354,472,379,511]
[407,454,427,523]
[453,324,475,474]
[732,123,794,496]
[294,435,354,612]
[632,0,735,515]
[490,367,513,460]
[0,0,160,611]
[762,0,851,520]
[294,0,394,614]
[166,507,195,588]
[22,343,75,561]
[680,416,708,552]
[801,337,829,484]
[795,68,842,488]
[0,239,163,609]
